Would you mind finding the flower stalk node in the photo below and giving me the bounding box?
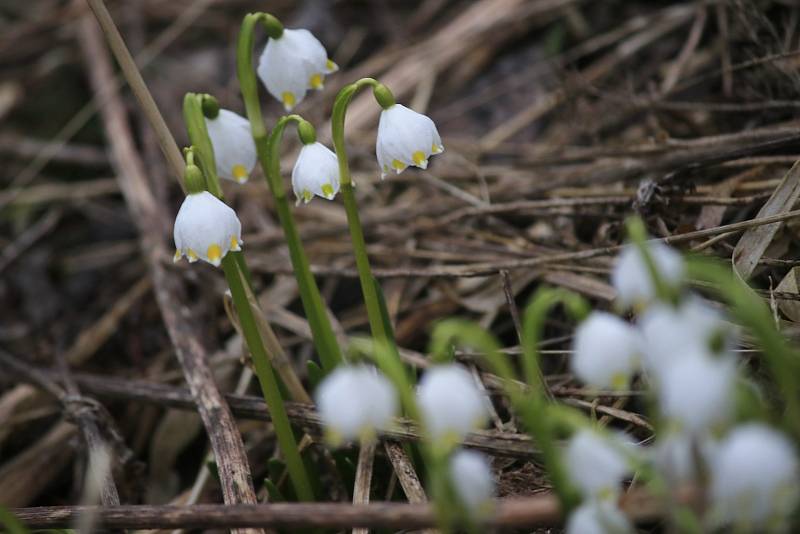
[200,94,220,119]
[297,119,317,145]
[373,83,395,109]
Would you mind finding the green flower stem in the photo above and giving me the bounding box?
[331,78,393,345]
[236,14,342,373]
[222,254,314,501]
[182,93,223,199]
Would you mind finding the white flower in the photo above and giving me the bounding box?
[315,365,397,444]
[448,449,495,512]
[291,142,340,204]
[416,364,487,442]
[710,423,799,529]
[566,500,634,534]
[205,109,257,183]
[639,297,734,379]
[565,430,634,500]
[612,242,684,308]
[376,104,443,177]
[257,28,337,111]
[571,312,641,390]
[657,351,735,435]
[173,191,242,267]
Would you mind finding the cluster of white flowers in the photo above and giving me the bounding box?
[567,239,799,532]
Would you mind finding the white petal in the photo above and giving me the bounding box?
[173,191,241,267]
[571,312,641,389]
[205,109,257,183]
[565,430,633,500]
[612,242,685,308]
[416,364,487,442]
[291,142,341,203]
[376,104,442,175]
[566,501,634,534]
[257,28,333,110]
[449,449,494,512]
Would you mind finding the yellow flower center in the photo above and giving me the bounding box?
[391,159,406,171]
[412,151,426,166]
[326,59,337,71]
[207,244,222,264]
[230,236,240,250]
[232,164,248,183]
[309,73,323,89]
[173,249,182,262]
[302,189,313,203]
[320,183,334,198]
[432,143,443,154]
[281,92,296,110]
[187,249,198,262]
[611,372,628,391]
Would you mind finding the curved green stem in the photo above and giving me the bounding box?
[236,14,343,373]
[331,78,393,345]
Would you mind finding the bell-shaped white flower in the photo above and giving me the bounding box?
[657,351,735,435]
[710,423,799,529]
[566,500,634,534]
[257,28,337,111]
[612,242,684,308]
[315,364,397,445]
[565,430,634,500]
[448,449,495,513]
[173,191,242,267]
[205,109,257,183]
[376,104,443,177]
[291,142,340,204]
[571,312,642,390]
[640,297,734,380]
[652,431,716,485]
[416,364,487,443]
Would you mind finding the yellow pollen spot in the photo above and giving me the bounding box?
[309,73,323,89]
[230,236,240,250]
[187,249,198,262]
[173,249,182,263]
[412,151,426,166]
[232,164,248,183]
[302,189,313,203]
[611,373,628,390]
[432,143,443,154]
[207,244,222,264]
[320,183,334,198]
[281,92,296,110]
[326,59,337,71]
[391,159,406,171]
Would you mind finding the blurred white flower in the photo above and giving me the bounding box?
[376,104,443,178]
[639,297,734,379]
[205,109,257,183]
[291,142,340,204]
[565,430,634,500]
[657,351,736,435]
[612,242,684,308]
[571,312,642,390]
[566,500,634,534]
[315,365,397,445]
[448,449,495,512]
[257,28,337,111]
[652,431,716,486]
[710,423,799,530]
[173,191,242,267]
[416,364,487,443]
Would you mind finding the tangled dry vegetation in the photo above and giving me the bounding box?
[2,0,800,530]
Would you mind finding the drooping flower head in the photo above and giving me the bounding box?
[710,423,799,530]
[566,500,634,534]
[612,241,685,309]
[448,449,495,514]
[565,429,635,500]
[376,103,444,178]
[257,25,337,111]
[571,312,642,390]
[315,364,398,445]
[204,108,257,183]
[292,141,340,204]
[173,164,242,267]
[416,364,487,443]
[657,350,736,435]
